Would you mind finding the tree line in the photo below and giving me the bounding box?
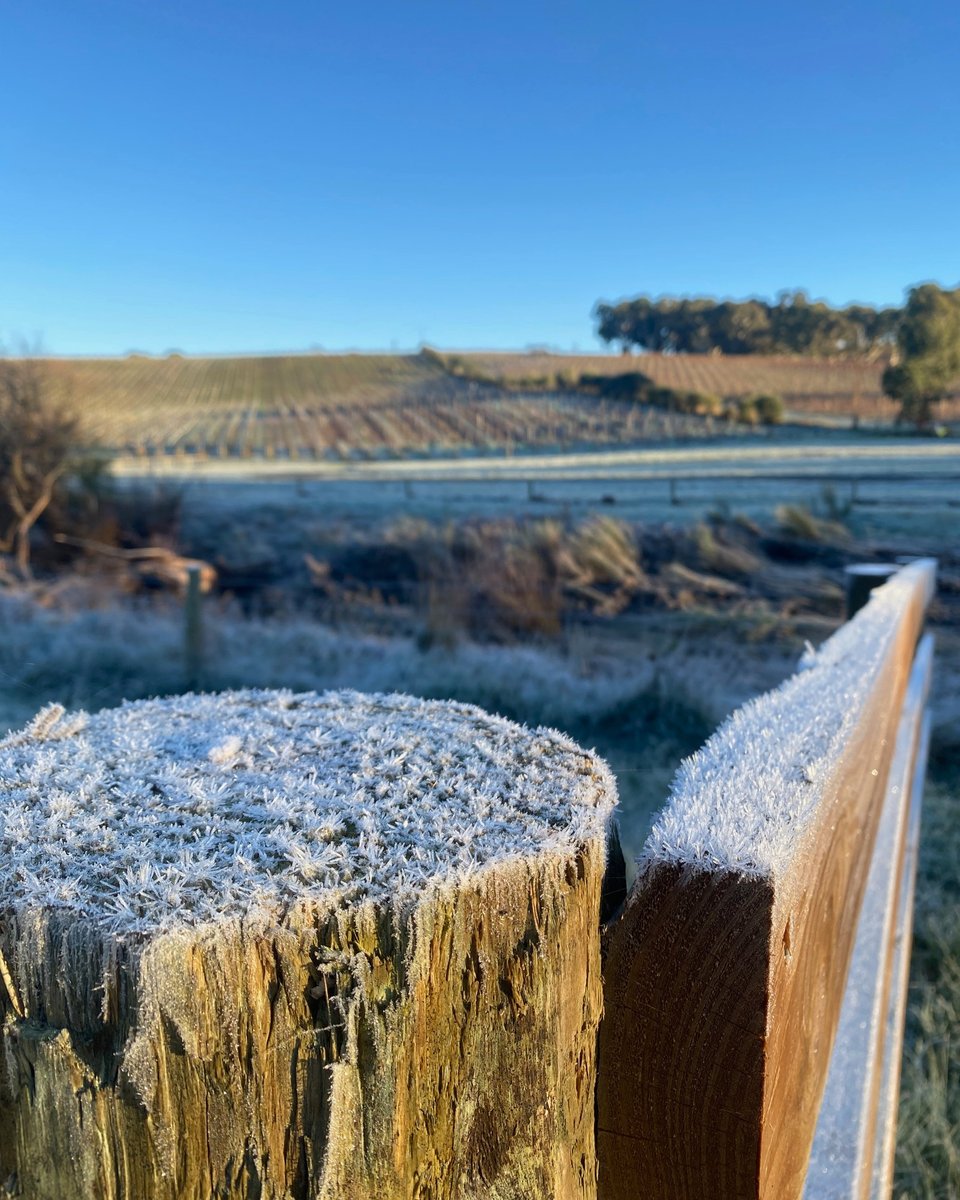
[595,291,901,356]
[596,284,960,425]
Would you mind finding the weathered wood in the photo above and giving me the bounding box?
[598,559,936,1200]
[0,690,617,1200]
[803,633,932,1199]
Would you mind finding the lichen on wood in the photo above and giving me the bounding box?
[0,689,617,1200]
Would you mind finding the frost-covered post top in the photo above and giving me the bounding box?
[0,689,617,938]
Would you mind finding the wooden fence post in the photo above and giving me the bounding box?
[0,691,618,1200]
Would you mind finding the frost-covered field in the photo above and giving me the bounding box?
[120,435,960,544]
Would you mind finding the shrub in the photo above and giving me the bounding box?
[735,397,760,426]
[670,391,724,417]
[435,354,498,385]
[418,346,448,369]
[647,385,675,409]
[555,368,580,391]
[729,394,784,425]
[670,391,700,415]
[693,392,724,417]
[750,393,785,424]
[48,477,184,552]
[575,373,605,395]
[598,372,653,403]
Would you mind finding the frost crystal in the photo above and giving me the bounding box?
[0,689,616,937]
[644,563,934,881]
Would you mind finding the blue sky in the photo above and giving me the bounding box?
[2,0,959,355]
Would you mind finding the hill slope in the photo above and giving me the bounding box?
[20,350,957,462]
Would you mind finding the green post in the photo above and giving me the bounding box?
[185,566,203,691]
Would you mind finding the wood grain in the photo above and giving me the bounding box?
[0,849,607,1200]
[598,562,934,1200]
[803,633,932,1199]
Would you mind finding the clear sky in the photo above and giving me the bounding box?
[2,0,959,355]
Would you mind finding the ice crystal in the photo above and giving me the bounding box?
[644,562,935,880]
[0,689,616,937]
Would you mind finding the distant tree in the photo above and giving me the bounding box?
[846,304,901,355]
[713,299,772,354]
[0,359,83,574]
[882,283,960,427]
[594,293,900,357]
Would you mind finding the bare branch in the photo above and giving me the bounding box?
[0,358,86,574]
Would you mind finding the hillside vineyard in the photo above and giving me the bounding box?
[23,351,954,461]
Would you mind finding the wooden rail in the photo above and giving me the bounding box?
[597,559,936,1200]
[804,634,933,1197]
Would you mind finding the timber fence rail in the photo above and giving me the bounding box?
[598,557,936,1200]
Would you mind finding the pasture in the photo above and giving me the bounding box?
[129,436,960,545]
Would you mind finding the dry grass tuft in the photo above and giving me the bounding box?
[321,516,649,641]
[560,517,646,615]
[693,522,763,579]
[775,503,850,545]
